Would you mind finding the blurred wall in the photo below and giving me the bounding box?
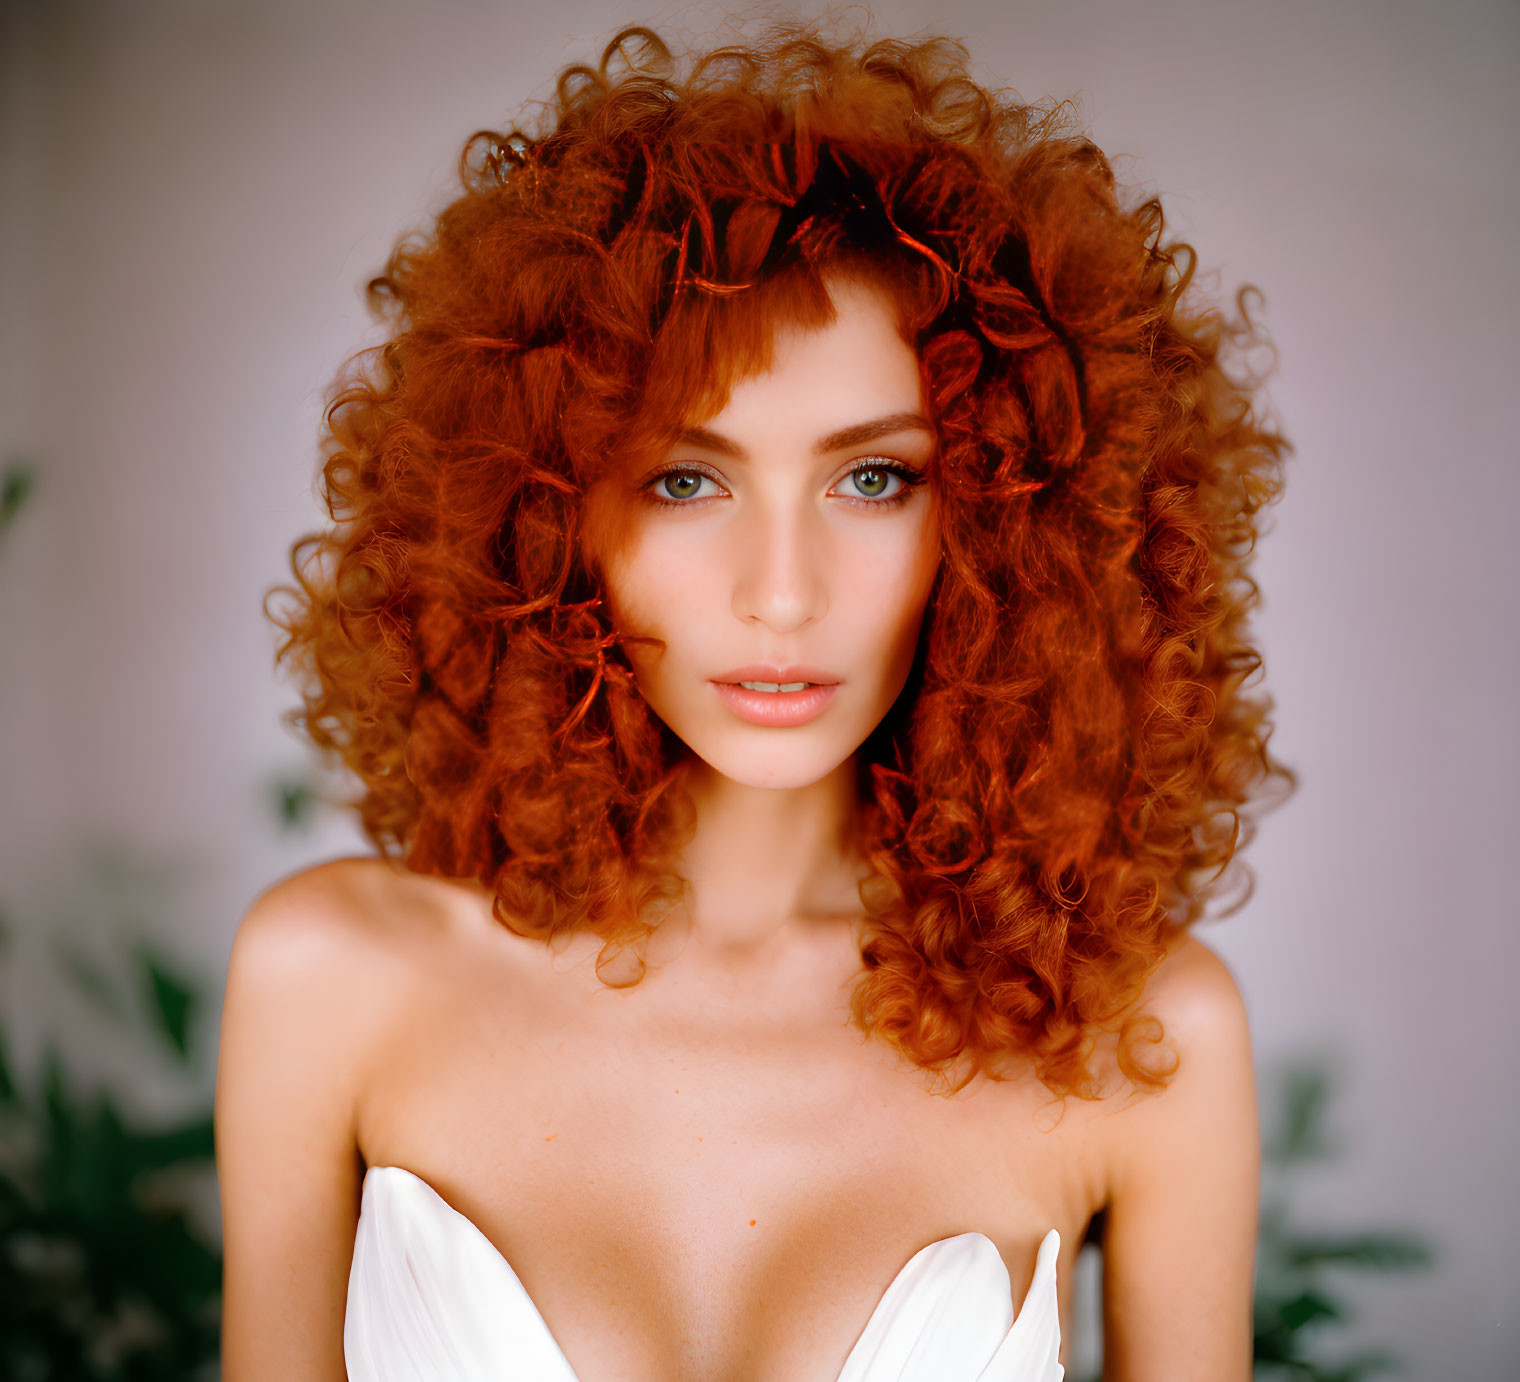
[2,0,1515,1376]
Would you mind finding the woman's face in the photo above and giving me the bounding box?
[596,276,942,790]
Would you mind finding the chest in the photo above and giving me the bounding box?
[351,938,1108,1380]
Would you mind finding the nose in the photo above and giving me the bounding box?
[730,500,829,634]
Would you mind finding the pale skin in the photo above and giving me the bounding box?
[215,277,1260,1380]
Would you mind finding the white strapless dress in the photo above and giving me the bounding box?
[344,1164,1064,1381]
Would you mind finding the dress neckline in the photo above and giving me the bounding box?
[355,1162,1062,1381]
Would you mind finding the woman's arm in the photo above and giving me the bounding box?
[1097,934,1262,1382]
[215,863,381,1381]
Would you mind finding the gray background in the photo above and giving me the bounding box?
[2,0,1515,1376]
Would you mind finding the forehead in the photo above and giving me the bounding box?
[579,274,934,574]
[668,276,926,445]
[726,281,917,380]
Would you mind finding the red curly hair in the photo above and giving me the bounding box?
[268,20,1295,1100]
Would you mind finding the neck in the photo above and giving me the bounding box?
[656,754,872,965]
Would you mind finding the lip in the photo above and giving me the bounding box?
[710,664,841,686]
[711,681,840,727]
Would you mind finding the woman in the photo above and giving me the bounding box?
[216,19,1292,1382]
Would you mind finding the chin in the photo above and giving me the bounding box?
[663,715,863,790]
[709,757,845,791]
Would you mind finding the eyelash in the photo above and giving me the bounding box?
[642,459,927,512]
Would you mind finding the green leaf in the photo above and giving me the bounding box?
[134,943,197,1061]
[1285,1232,1435,1273]
[0,925,223,1377]
[1,461,35,532]
[1315,1347,1403,1381]
[0,1024,16,1106]
[1279,1289,1343,1331]
[270,772,319,831]
[51,938,130,1024]
[1265,1059,1337,1166]
[38,1044,79,1205]
[1253,1314,1303,1364]
[76,1093,132,1222]
[1252,1362,1319,1381]
[117,1116,216,1179]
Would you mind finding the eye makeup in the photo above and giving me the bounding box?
[640,458,928,512]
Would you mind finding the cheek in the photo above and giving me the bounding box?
[600,533,704,667]
[848,521,940,633]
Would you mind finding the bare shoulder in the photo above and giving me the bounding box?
[1092,930,1261,1382]
[1133,930,1253,1070]
[229,858,353,979]
[230,854,464,988]
[218,858,393,1136]
[217,853,428,1171]
[222,854,518,1116]
[236,853,413,948]
[1093,929,1255,1135]
[215,854,449,1379]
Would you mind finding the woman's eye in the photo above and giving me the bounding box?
[845,465,900,500]
[656,470,712,502]
[646,461,920,509]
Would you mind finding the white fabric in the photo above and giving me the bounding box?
[345,1164,1064,1381]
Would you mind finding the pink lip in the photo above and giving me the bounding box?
[711,680,839,727]
[711,664,840,686]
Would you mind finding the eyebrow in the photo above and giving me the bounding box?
[672,411,935,459]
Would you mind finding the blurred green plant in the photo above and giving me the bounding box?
[1251,1057,1435,1380]
[1067,1053,1437,1382]
[266,770,322,833]
[1,456,36,544]
[0,939,221,1381]
[1,456,220,1378]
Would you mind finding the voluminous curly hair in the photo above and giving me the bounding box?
[268,20,1295,1100]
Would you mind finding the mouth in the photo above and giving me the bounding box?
[711,665,841,691]
[710,678,840,727]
